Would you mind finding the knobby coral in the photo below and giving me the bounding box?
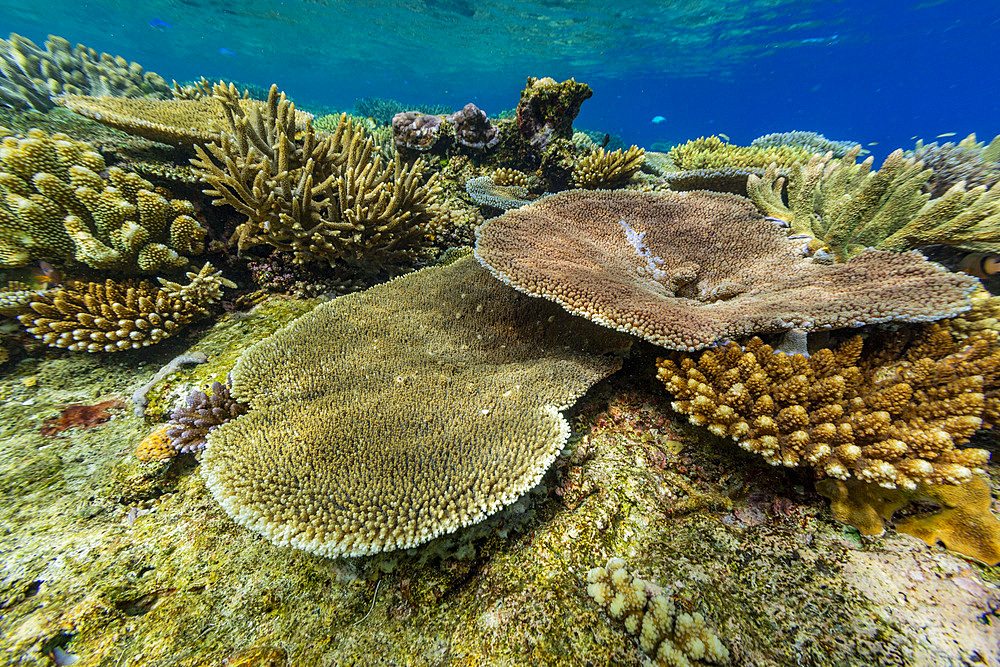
[192,83,439,267]
[571,146,646,189]
[747,148,1000,261]
[201,254,629,558]
[451,102,499,150]
[0,33,169,111]
[474,189,977,351]
[19,262,235,352]
[656,323,996,489]
[586,557,729,667]
[0,128,205,272]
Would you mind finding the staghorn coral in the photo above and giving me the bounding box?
[515,76,593,150]
[474,189,977,351]
[750,131,860,158]
[586,557,729,667]
[0,128,206,272]
[656,323,997,489]
[18,262,235,352]
[451,102,499,150]
[747,148,1000,260]
[165,377,247,454]
[201,254,630,558]
[669,136,812,171]
[911,133,1000,198]
[571,146,646,189]
[192,83,438,267]
[0,280,40,315]
[56,89,313,146]
[0,33,169,111]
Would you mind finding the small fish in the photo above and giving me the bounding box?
[149,18,172,30]
[651,115,666,124]
[867,142,878,146]
[30,260,62,288]
[936,132,957,138]
[718,133,730,142]
[911,135,918,140]
[218,47,237,56]
[958,252,1000,278]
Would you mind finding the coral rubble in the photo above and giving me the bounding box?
[0,128,205,272]
[657,324,995,489]
[201,254,630,558]
[474,189,977,351]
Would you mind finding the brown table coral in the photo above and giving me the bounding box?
[474,189,977,351]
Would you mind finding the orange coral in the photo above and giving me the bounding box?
[135,424,177,462]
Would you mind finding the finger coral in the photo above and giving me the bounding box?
[572,146,646,189]
[656,323,996,489]
[747,147,1000,261]
[586,557,729,667]
[0,33,170,111]
[165,377,248,454]
[201,254,629,558]
[0,128,206,272]
[192,83,438,267]
[18,262,235,352]
[669,135,813,171]
[474,189,977,351]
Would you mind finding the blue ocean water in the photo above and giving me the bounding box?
[2,0,999,156]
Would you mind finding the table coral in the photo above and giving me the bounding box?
[464,175,539,210]
[0,128,205,272]
[657,323,996,489]
[0,33,170,111]
[586,557,729,666]
[747,147,1000,260]
[18,262,235,352]
[201,254,630,558]
[193,83,438,267]
[474,189,977,351]
[669,135,813,171]
[750,131,860,158]
[571,146,646,189]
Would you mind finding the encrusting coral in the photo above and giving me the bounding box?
[586,557,729,667]
[192,82,439,267]
[0,128,206,272]
[656,323,996,489]
[18,262,235,352]
[0,33,170,111]
[571,146,646,189]
[668,135,813,171]
[165,376,248,454]
[474,189,977,351]
[747,147,1000,261]
[201,253,630,558]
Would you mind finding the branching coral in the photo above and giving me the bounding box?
[201,254,629,558]
[0,128,205,272]
[165,377,247,454]
[586,557,729,667]
[911,133,1000,198]
[571,146,645,189]
[474,189,977,351]
[656,323,996,489]
[18,262,234,352]
[0,33,169,111]
[669,136,813,171]
[192,83,439,267]
[747,148,1000,260]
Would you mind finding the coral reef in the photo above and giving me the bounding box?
[391,111,442,151]
[202,254,630,558]
[515,76,593,150]
[451,102,499,150]
[750,131,860,158]
[55,90,313,146]
[0,33,170,111]
[354,96,451,125]
[571,146,646,189]
[586,557,729,666]
[192,83,438,267]
[464,175,539,210]
[491,167,529,188]
[747,148,1000,260]
[658,166,783,197]
[669,136,813,171]
[18,262,235,352]
[474,189,977,351]
[656,323,996,489]
[911,133,1000,198]
[165,377,247,454]
[0,128,206,271]
[39,398,126,436]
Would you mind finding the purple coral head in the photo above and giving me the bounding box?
[392,111,442,150]
[166,376,248,454]
[451,103,499,150]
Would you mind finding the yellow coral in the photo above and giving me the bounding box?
[135,424,177,462]
[572,146,645,189]
[669,135,812,171]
